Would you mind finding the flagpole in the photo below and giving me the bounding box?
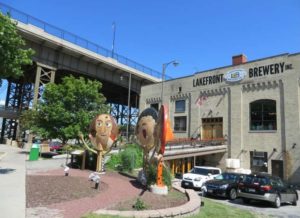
[112,22,116,58]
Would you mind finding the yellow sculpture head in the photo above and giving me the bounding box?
[89,114,119,151]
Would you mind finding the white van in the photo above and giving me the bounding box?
[181,166,222,190]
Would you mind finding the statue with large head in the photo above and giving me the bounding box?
[80,114,119,172]
[135,107,158,153]
[89,114,119,154]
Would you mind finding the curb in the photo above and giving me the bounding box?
[94,183,201,218]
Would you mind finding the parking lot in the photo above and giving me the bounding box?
[199,191,300,218]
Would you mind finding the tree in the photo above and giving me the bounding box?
[0,12,34,86]
[20,76,109,144]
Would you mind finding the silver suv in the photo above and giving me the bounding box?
[181,166,222,190]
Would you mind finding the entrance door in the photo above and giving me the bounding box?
[201,117,223,140]
[271,160,284,179]
[250,151,268,173]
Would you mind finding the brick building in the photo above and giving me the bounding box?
[139,53,300,183]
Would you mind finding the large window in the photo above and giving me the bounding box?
[174,116,187,132]
[250,99,277,131]
[175,100,185,113]
[150,103,159,112]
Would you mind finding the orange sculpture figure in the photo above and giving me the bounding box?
[80,114,119,172]
[156,105,174,186]
[135,105,173,194]
[153,105,174,192]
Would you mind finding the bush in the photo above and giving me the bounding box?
[132,198,147,211]
[146,164,172,188]
[105,153,121,170]
[106,143,143,172]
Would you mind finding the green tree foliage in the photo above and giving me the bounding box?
[20,76,109,143]
[0,12,34,84]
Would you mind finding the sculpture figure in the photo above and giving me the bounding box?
[135,106,173,194]
[80,114,119,172]
[135,108,161,185]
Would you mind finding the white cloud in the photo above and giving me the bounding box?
[0,100,5,106]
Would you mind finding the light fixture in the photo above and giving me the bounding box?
[89,172,101,189]
[161,60,179,103]
[241,149,247,153]
[273,148,277,152]
[64,166,70,176]
[292,143,297,149]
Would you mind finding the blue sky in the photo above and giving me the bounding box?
[1,0,300,79]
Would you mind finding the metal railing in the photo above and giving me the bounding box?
[0,2,172,80]
[166,137,227,151]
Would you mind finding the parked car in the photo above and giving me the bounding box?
[202,172,245,200]
[49,141,63,152]
[237,173,298,208]
[181,166,222,190]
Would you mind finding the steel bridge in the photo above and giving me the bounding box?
[0,3,166,142]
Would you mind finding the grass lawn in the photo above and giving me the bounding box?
[190,198,266,218]
[82,198,266,218]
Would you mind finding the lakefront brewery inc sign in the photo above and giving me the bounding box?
[193,62,292,87]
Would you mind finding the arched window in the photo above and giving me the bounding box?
[250,99,277,131]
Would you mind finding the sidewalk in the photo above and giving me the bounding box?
[0,144,26,218]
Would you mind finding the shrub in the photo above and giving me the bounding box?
[146,164,172,188]
[106,143,143,172]
[132,198,147,211]
[105,153,122,170]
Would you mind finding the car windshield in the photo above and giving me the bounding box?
[190,168,219,175]
[215,173,239,181]
[244,175,269,185]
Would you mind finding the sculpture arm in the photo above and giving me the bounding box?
[79,133,97,154]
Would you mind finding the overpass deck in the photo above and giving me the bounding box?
[0,2,168,81]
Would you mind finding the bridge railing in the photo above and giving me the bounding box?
[0,3,172,80]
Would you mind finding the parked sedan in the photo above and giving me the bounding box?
[238,173,298,208]
[49,141,63,152]
[202,172,245,200]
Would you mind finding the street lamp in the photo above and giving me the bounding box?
[161,60,179,104]
[121,73,132,142]
[126,73,132,142]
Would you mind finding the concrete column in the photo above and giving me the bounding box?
[50,70,56,83]
[171,159,175,175]
[33,65,42,107]
[187,157,191,171]
[181,158,185,174]
[175,160,179,173]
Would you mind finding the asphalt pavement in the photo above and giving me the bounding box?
[0,144,26,218]
[0,144,67,218]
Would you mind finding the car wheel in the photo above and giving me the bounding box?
[229,188,237,200]
[242,198,250,204]
[292,195,297,206]
[273,195,281,208]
